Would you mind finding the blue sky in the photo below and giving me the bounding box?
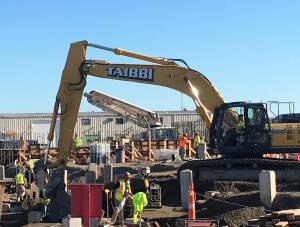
[1,1,299,114]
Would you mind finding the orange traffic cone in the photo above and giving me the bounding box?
[188,183,196,219]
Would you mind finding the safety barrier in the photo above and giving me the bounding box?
[188,183,196,220]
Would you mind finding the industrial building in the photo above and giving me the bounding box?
[0,110,206,147]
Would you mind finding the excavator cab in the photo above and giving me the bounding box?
[210,102,271,157]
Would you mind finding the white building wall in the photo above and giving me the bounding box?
[0,111,206,144]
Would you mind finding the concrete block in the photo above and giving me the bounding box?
[196,143,206,159]
[2,203,10,212]
[180,169,193,210]
[28,211,42,223]
[4,166,16,178]
[104,164,113,184]
[0,165,5,180]
[62,217,82,227]
[85,171,96,183]
[259,170,276,209]
[153,149,179,160]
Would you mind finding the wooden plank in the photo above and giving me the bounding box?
[274,221,288,227]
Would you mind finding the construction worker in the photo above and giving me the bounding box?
[15,168,26,203]
[14,155,24,173]
[25,154,33,169]
[194,131,207,159]
[25,154,35,188]
[193,131,204,150]
[236,114,245,144]
[141,167,150,194]
[72,133,83,148]
[132,189,148,225]
[179,133,189,160]
[237,114,245,131]
[39,180,50,219]
[113,172,132,223]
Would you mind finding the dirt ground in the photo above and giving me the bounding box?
[3,161,300,227]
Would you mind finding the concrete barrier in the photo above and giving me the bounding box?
[196,143,206,159]
[0,165,5,180]
[104,164,113,184]
[259,170,276,209]
[180,169,193,210]
[62,217,82,227]
[88,163,98,177]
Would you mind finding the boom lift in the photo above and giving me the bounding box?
[84,90,161,128]
[84,90,178,141]
[46,41,300,220]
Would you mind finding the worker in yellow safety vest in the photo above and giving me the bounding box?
[15,168,26,203]
[25,154,35,188]
[25,154,33,170]
[113,172,132,223]
[14,155,24,172]
[141,167,150,194]
[132,190,148,225]
[193,130,204,150]
[144,175,149,194]
[72,133,83,148]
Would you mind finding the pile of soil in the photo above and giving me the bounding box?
[198,181,259,195]
[197,192,264,226]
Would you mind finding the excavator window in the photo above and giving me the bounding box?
[210,102,271,157]
[247,108,266,128]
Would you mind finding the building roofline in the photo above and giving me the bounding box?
[0,110,198,118]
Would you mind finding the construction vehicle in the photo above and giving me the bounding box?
[45,40,300,220]
[85,90,161,129]
[84,90,178,141]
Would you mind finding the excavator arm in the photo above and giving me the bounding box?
[48,40,224,167]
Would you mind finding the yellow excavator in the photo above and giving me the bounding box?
[45,41,300,220]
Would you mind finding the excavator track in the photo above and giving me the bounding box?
[178,158,300,182]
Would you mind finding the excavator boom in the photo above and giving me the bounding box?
[48,40,224,167]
